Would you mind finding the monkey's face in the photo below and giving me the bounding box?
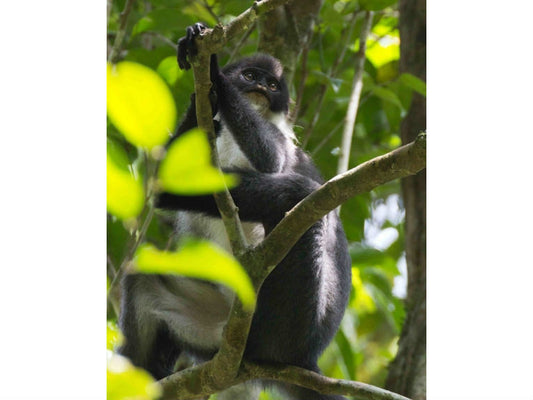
[223,55,289,114]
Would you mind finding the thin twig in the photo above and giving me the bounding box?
[107,153,158,310]
[227,22,256,64]
[301,11,359,148]
[336,11,374,212]
[289,30,312,124]
[108,0,135,63]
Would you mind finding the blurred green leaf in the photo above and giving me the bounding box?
[107,151,144,220]
[107,354,161,400]
[335,329,357,380]
[366,39,399,69]
[131,8,193,36]
[107,62,176,149]
[360,0,397,11]
[157,56,183,86]
[182,3,218,26]
[107,321,123,351]
[134,239,256,309]
[399,73,427,97]
[158,128,238,195]
[371,86,405,111]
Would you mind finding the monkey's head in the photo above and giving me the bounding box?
[222,54,289,115]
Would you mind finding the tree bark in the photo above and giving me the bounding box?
[385,0,426,398]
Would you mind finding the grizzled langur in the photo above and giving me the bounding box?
[119,23,352,400]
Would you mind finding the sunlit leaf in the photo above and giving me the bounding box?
[157,56,183,86]
[365,38,400,69]
[351,268,376,312]
[107,62,176,149]
[107,322,123,351]
[107,354,161,400]
[158,128,238,194]
[134,240,255,308]
[107,151,144,220]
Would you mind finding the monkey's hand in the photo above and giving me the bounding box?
[177,23,222,84]
[177,22,208,70]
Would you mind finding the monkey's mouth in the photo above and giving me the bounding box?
[244,90,270,112]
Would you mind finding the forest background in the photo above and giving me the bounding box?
[1,1,533,400]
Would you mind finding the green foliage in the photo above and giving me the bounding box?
[106,0,424,396]
[107,62,177,149]
[158,128,238,194]
[107,354,161,400]
[135,239,256,309]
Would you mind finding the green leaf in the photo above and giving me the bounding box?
[359,0,397,11]
[131,9,193,37]
[107,321,123,351]
[182,3,218,26]
[107,62,176,149]
[158,128,238,195]
[107,151,144,220]
[134,240,256,309]
[366,39,400,69]
[371,86,405,111]
[157,56,183,86]
[399,73,427,97]
[107,354,161,400]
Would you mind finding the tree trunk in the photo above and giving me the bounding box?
[385,0,426,398]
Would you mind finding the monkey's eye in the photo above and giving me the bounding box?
[268,81,279,91]
[243,71,255,81]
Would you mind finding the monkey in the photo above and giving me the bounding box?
[119,23,352,400]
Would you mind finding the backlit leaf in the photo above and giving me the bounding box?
[134,240,255,309]
[158,128,238,194]
[157,56,183,86]
[107,62,176,149]
[107,322,123,351]
[107,354,161,400]
[107,151,144,220]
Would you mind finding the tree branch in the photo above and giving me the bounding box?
[336,11,374,180]
[158,134,425,400]
[165,1,425,398]
[184,0,295,385]
[159,358,412,400]
[107,0,134,63]
[256,133,426,269]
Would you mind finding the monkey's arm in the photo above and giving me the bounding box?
[177,23,292,173]
[157,171,319,232]
[213,73,291,173]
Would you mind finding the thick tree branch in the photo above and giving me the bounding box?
[256,133,426,269]
[158,134,425,400]
[159,359,412,400]
[167,2,425,398]
[184,0,294,385]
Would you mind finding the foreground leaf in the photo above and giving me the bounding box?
[107,62,176,149]
[107,151,144,220]
[158,128,238,194]
[107,354,161,400]
[134,240,255,308]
